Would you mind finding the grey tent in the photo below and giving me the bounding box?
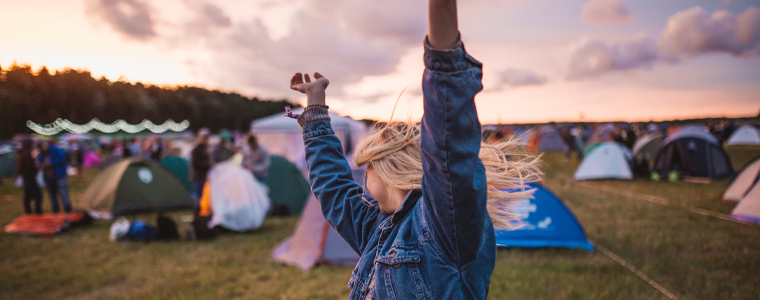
[653,127,733,180]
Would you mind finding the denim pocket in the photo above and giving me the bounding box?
[376,245,430,300]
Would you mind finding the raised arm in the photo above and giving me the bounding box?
[292,73,381,255]
[420,0,488,267]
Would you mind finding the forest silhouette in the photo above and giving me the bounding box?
[0,64,297,140]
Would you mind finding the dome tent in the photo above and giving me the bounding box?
[79,158,193,217]
[0,141,17,178]
[653,127,734,180]
[727,125,760,145]
[495,183,593,251]
[526,125,567,152]
[574,142,633,181]
[266,155,311,215]
[633,134,665,163]
[724,156,760,203]
[271,168,366,271]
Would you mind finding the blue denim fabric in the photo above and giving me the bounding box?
[302,40,493,300]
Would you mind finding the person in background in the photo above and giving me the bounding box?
[242,135,271,183]
[70,139,85,179]
[150,137,164,161]
[190,129,212,200]
[17,140,42,214]
[121,139,132,157]
[37,141,72,213]
[129,138,141,158]
[211,135,234,164]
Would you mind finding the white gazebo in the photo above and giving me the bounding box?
[251,108,367,169]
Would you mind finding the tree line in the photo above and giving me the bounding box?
[0,64,297,140]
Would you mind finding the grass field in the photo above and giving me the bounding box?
[2,146,759,299]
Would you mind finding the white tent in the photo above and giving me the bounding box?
[251,108,367,169]
[724,157,760,203]
[574,142,633,180]
[727,125,760,145]
[206,161,271,231]
[730,158,760,224]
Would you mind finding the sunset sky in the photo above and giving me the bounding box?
[1,0,759,123]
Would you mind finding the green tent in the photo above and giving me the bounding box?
[79,158,193,216]
[0,142,16,178]
[266,155,311,215]
[160,155,192,191]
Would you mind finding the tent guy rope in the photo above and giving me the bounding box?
[592,241,678,300]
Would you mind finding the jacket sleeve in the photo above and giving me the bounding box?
[419,38,488,267]
[302,118,381,255]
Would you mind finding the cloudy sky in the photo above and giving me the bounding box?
[1,0,759,123]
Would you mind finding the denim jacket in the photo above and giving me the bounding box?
[299,39,493,300]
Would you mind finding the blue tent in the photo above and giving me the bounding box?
[495,183,593,251]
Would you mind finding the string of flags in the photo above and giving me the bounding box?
[26,118,190,135]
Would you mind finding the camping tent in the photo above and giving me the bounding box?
[633,134,665,163]
[252,108,367,169]
[526,125,567,152]
[0,141,17,178]
[272,193,361,271]
[574,142,633,180]
[271,169,364,271]
[495,183,593,251]
[724,157,760,203]
[727,125,760,145]
[266,155,311,215]
[728,157,760,223]
[79,158,193,217]
[160,155,192,191]
[206,161,270,231]
[653,126,734,180]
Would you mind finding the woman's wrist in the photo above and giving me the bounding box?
[306,86,326,106]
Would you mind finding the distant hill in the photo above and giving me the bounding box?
[0,64,297,140]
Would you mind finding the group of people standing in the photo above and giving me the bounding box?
[16,139,73,215]
[189,129,271,204]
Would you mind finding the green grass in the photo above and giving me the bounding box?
[2,146,760,299]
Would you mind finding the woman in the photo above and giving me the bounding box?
[290,0,541,298]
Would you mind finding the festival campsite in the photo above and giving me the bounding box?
[2,0,760,298]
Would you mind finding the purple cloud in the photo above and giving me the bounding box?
[87,0,156,40]
[581,0,633,26]
[499,69,548,87]
[567,6,760,79]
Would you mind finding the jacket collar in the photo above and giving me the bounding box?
[379,189,422,229]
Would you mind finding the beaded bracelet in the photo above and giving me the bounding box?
[306,104,329,109]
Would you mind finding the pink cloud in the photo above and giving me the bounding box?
[581,0,633,26]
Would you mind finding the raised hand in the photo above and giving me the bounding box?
[290,72,329,94]
[290,72,329,107]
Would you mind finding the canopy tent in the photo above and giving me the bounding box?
[633,134,665,163]
[574,142,633,180]
[266,155,311,215]
[160,155,192,191]
[653,127,733,180]
[724,156,760,203]
[0,141,17,178]
[727,125,760,145]
[495,183,593,251]
[271,169,364,271]
[82,151,101,168]
[79,158,193,217]
[206,162,271,231]
[252,108,367,169]
[526,125,567,152]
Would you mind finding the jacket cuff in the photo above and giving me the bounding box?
[423,35,482,72]
[297,107,331,127]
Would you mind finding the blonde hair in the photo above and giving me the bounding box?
[354,120,543,230]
